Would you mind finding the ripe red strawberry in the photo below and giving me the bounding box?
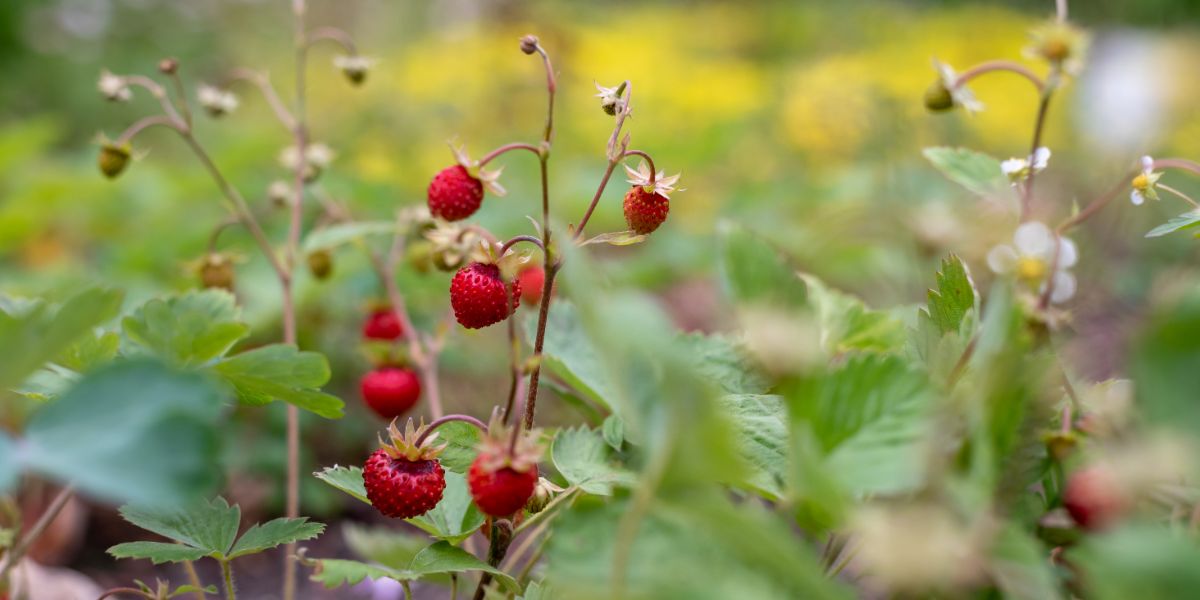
[363,419,447,519]
[467,415,543,517]
[1063,465,1129,530]
[363,308,404,341]
[450,262,520,329]
[623,186,670,235]
[361,367,421,420]
[428,165,484,221]
[516,265,549,306]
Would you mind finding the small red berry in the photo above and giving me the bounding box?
[1063,466,1130,530]
[468,455,538,517]
[623,185,670,235]
[450,262,520,329]
[363,309,403,341]
[516,265,549,306]
[466,415,543,518]
[360,367,421,420]
[428,165,484,221]
[363,419,447,519]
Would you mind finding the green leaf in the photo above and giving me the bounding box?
[314,465,368,504]
[167,584,218,599]
[551,427,634,495]
[302,221,397,253]
[579,230,648,247]
[0,287,123,390]
[58,330,121,373]
[676,333,771,395]
[20,360,224,504]
[210,345,344,419]
[601,415,624,451]
[919,254,978,336]
[717,221,807,309]
[229,517,325,558]
[119,498,241,556]
[122,291,249,366]
[990,525,1060,600]
[923,147,1007,196]
[785,354,934,496]
[1145,210,1200,238]
[718,394,788,498]
[435,421,480,474]
[1131,289,1200,431]
[1071,525,1200,600]
[801,274,906,355]
[409,472,486,544]
[524,301,620,415]
[315,466,484,544]
[343,523,430,570]
[107,541,209,564]
[306,541,517,590]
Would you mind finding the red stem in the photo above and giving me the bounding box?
[479,143,541,167]
[414,414,488,446]
[953,60,1045,93]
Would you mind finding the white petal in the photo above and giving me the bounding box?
[1013,221,1054,257]
[1049,271,1076,304]
[1131,190,1144,206]
[987,244,1019,274]
[1056,237,1078,268]
[1000,158,1025,176]
[1141,155,1155,173]
[1032,147,1051,170]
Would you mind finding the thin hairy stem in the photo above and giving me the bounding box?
[116,115,184,144]
[499,234,545,255]
[1157,183,1200,209]
[165,67,193,128]
[123,75,186,124]
[479,142,541,167]
[97,588,153,600]
[573,161,621,241]
[622,149,657,184]
[306,26,357,54]
[501,520,550,572]
[1153,158,1200,176]
[1021,76,1057,221]
[0,487,73,581]
[414,414,488,446]
[221,560,236,600]
[503,315,521,423]
[222,68,297,130]
[1057,169,1136,234]
[953,60,1046,93]
[282,3,308,599]
[183,560,207,600]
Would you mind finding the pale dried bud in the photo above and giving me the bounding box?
[267,180,292,207]
[333,55,374,86]
[98,70,131,102]
[198,85,239,117]
[519,35,539,55]
[198,253,235,291]
[158,58,179,75]
[526,477,565,514]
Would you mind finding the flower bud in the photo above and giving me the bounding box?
[198,85,238,118]
[307,249,333,280]
[519,35,539,55]
[98,143,132,179]
[158,58,179,75]
[98,70,131,102]
[198,253,235,291]
[267,180,292,207]
[333,55,372,86]
[923,81,954,112]
[526,477,565,514]
[1042,430,1078,462]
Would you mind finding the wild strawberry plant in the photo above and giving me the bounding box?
[2,0,1200,598]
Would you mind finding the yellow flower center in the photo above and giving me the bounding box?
[1015,256,1047,283]
[1132,173,1150,191]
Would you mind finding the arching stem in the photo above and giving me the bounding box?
[414,414,488,446]
[479,143,541,167]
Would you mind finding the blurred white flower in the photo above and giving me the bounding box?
[97,70,130,102]
[334,55,375,85]
[987,221,1077,304]
[1000,147,1050,184]
[1130,155,1161,206]
[279,143,335,171]
[198,84,238,117]
[624,160,682,199]
[595,82,623,115]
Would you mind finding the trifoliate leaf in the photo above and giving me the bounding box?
[228,517,325,558]
[122,290,248,366]
[107,542,209,564]
[0,287,123,390]
[210,344,344,419]
[552,427,634,495]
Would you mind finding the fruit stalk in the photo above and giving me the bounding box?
[0,486,73,583]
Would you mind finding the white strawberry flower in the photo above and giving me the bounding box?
[98,70,131,102]
[932,59,983,114]
[333,55,375,79]
[987,221,1078,304]
[197,84,239,117]
[1130,155,1162,206]
[1001,147,1050,184]
[279,142,335,171]
[624,160,682,199]
[449,142,506,196]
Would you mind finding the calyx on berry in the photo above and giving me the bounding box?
[467,414,545,517]
[427,144,507,222]
[363,419,448,519]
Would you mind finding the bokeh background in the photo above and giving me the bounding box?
[3,0,1200,595]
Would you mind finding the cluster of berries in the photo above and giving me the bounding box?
[364,417,543,520]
